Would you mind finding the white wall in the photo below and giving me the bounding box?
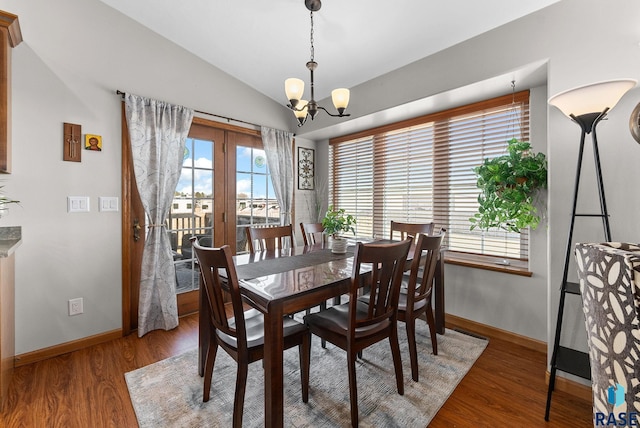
[3,0,293,354]
[5,0,640,368]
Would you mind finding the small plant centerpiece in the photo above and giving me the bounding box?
[470,138,547,233]
[0,186,19,219]
[322,205,356,254]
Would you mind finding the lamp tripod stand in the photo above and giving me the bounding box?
[545,109,611,421]
[545,78,636,420]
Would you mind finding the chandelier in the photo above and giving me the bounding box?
[284,0,350,126]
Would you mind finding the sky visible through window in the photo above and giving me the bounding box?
[176,138,213,196]
[236,146,275,199]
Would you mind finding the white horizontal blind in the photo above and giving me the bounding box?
[329,137,374,238]
[329,91,530,259]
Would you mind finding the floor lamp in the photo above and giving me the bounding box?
[545,78,636,420]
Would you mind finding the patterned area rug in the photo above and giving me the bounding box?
[125,323,487,427]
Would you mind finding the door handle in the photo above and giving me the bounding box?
[133,218,142,241]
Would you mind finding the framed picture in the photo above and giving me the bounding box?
[298,147,314,190]
[85,134,102,151]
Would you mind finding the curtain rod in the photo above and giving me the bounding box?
[115,90,263,129]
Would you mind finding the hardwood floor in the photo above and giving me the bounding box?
[0,313,591,427]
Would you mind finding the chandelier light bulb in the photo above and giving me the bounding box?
[285,78,305,107]
[294,100,309,123]
[332,88,350,113]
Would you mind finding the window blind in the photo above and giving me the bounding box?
[329,91,531,260]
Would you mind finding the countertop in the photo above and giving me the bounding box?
[0,226,21,257]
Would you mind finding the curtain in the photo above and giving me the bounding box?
[125,93,194,337]
[261,127,294,226]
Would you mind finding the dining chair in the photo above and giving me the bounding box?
[300,222,325,246]
[246,224,295,253]
[390,220,434,241]
[191,237,310,427]
[397,232,444,381]
[303,238,412,428]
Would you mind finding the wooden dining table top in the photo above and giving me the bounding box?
[232,244,366,311]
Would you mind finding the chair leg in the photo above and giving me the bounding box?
[202,340,218,402]
[300,333,311,403]
[390,324,405,395]
[320,301,327,348]
[233,363,248,428]
[405,318,419,382]
[426,305,438,355]
[347,351,359,428]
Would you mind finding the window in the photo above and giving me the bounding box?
[236,145,280,252]
[169,137,214,293]
[329,91,531,269]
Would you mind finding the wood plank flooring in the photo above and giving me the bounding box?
[0,313,592,427]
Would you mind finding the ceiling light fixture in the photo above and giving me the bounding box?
[284,0,350,126]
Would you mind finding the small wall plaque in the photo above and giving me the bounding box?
[85,134,102,151]
[63,122,81,162]
[298,147,314,190]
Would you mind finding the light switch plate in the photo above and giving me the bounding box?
[99,196,119,212]
[67,196,90,213]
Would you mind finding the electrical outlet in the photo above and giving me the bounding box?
[68,298,83,316]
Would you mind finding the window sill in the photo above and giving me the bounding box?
[443,251,532,277]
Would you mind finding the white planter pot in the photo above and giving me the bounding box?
[331,237,348,254]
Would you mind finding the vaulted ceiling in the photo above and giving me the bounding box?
[99,0,558,106]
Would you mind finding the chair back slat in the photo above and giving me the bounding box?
[390,221,434,241]
[246,224,295,253]
[191,239,247,344]
[349,239,412,331]
[300,222,325,246]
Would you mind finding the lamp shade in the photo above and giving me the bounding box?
[548,78,637,118]
[331,88,350,110]
[293,100,309,120]
[285,78,305,103]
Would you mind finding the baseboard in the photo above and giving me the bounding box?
[545,370,592,402]
[444,314,592,401]
[445,314,547,353]
[14,329,122,367]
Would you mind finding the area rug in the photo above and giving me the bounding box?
[125,323,488,428]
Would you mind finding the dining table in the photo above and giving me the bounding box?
[197,241,446,428]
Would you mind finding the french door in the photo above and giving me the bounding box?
[122,115,264,334]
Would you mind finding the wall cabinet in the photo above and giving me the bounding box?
[0,11,22,173]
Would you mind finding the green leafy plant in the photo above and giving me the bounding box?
[322,205,356,238]
[0,186,18,206]
[470,138,547,233]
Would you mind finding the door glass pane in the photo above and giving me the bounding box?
[169,137,214,293]
[236,146,280,252]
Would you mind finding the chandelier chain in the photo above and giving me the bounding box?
[309,11,315,62]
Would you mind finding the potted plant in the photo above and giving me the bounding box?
[322,205,356,253]
[470,138,547,233]
[0,186,19,219]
